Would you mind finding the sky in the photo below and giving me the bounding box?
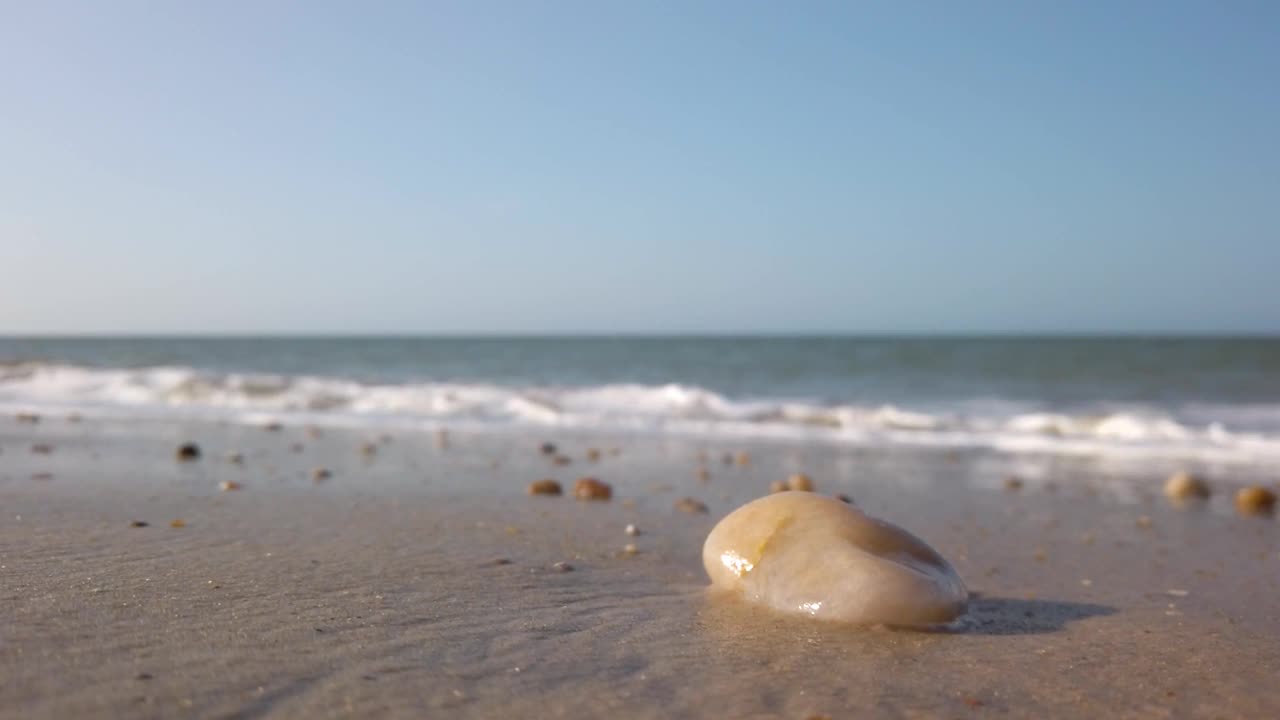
[1,1,1277,335]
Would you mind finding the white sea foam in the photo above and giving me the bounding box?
[3,362,1280,462]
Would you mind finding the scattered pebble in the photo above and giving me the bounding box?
[674,497,709,514]
[305,426,324,439]
[1136,515,1153,529]
[31,472,53,481]
[586,448,601,462]
[1167,589,1189,597]
[625,523,640,536]
[312,467,332,481]
[539,442,557,455]
[290,442,305,453]
[787,473,814,492]
[169,519,186,528]
[360,442,378,456]
[16,412,40,423]
[226,452,245,464]
[67,413,82,423]
[434,429,450,448]
[1164,471,1211,501]
[623,543,638,555]
[768,480,788,494]
[551,561,574,572]
[1080,578,1093,587]
[574,477,612,501]
[834,493,854,504]
[485,558,513,566]
[175,443,201,461]
[527,479,563,496]
[219,480,243,492]
[696,468,711,482]
[552,455,573,466]
[31,443,53,455]
[129,521,149,528]
[1235,486,1276,516]
[1003,476,1024,491]
[262,421,283,432]
[735,451,751,467]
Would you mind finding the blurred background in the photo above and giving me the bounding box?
[2,2,1277,463]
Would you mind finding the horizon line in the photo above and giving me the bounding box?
[2,330,1278,340]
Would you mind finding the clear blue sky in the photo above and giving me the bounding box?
[2,1,1277,334]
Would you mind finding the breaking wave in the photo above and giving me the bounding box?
[3,362,1280,462]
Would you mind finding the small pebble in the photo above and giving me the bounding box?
[1235,486,1276,516]
[16,412,40,423]
[552,455,572,466]
[551,561,574,572]
[574,478,612,501]
[625,523,640,536]
[623,543,638,555]
[768,480,788,494]
[31,443,54,455]
[169,519,186,528]
[305,426,324,439]
[674,497,709,514]
[735,451,751,467]
[486,558,513,566]
[219,480,243,492]
[786,473,814,492]
[312,467,332,481]
[31,472,53,481]
[834,493,854,504]
[175,443,200,461]
[262,421,283,432]
[527,479,563,496]
[1164,471,1210,501]
[226,452,245,464]
[1003,476,1024,491]
[290,442,305,453]
[129,521,149,528]
[539,442,557,455]
[586,448,601,462]
[696,468,711,482]
[360,442,378,456]
[1136,515,1153,529]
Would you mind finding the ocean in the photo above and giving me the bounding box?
[2,336,1278,462]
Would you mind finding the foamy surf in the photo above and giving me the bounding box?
[3,362,1280,462]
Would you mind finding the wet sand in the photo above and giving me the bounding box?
[2,418,1279,718]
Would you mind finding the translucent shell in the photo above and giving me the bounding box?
[703,492,967,627]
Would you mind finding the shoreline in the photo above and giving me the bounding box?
[3,418,1279,717]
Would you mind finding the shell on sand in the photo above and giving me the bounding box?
[702,492,967,627]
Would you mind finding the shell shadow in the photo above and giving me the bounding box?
[943,595,1116,636]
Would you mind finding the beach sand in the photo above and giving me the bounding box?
[3,418,1279,718]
